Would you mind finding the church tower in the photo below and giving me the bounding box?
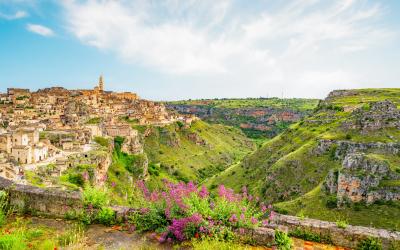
[98,75,104,92]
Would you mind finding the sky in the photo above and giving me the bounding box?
[0,0,399,101]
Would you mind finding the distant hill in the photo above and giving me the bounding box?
[166,98,319,139]
[206,88,400,230]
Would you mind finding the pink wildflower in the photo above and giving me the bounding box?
[229,214,238,223]
[261,205,267,213]
[199,185,209,198]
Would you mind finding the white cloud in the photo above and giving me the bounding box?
[0,10,27,20]
[60,0,395,98]
[26,23,54,37]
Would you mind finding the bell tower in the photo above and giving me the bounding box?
[98,75,104,92]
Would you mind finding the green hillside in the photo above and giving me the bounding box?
[142,120,255,182]
[106,120,255,205]
[206,88,400,230]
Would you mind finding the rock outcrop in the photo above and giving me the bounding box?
[342,100,400,132]
[324,153,400,205]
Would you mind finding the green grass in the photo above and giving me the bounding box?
[85,117,101,124]
[274,185,400,231]
[143,120,255,182]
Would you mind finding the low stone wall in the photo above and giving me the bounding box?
[1,177,399,249]
[262,214,400,249]
[0,177,82,217]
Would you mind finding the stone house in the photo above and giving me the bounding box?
[61,138,74,151]
[33,144,48,162]
[103,124,134,137]
[11,145,32,164]
[12,131,29,146]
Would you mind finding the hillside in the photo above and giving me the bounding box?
[142,120,255,182]
[206,88,400,230]
[106,120,255,204]
[166,98,318,139]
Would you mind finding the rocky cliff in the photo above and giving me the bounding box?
[166,98,318,138]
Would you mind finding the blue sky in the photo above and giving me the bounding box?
[0,0,399,100]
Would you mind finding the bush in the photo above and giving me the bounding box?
[357,237,382,250]
[129,207,168,232]
[326,195,338,209]
[132,181,273,243]
[274,230,292,250]
[97,207,116,226]
[68,173,85,187]
[83,186,108,208]
[94,136,109,147]
[336,219,348,229]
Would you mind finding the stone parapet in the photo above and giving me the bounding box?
[0,176,82,218]
[266,214,400,249]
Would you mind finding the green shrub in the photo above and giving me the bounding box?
[357,237,382,250]
[83,186,108,208]
[129,207,168,232]
[336,219,348,229]
[94,136,109,147]
[274,230,292,250]
[326,195,338,209]
[97,207,116,226]
[68,173,85,187]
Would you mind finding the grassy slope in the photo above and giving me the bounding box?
[105,120,255,205]
[206,88,400,230]
[275,185,400,231]
[143,120,255,182]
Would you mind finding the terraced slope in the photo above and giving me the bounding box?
[206,88,400,230]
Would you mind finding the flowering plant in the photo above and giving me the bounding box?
[129,180,273,242]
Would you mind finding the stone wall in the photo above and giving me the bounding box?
[262,214,400,249]
[0,176,82,217]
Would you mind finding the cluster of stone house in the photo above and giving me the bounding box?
[0,128,49,165]
[0,76,194,182]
